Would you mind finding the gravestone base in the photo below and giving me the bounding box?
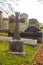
[9,40,26,56]
[8,52,26,56]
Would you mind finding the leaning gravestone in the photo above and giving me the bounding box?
[8,12,25,55]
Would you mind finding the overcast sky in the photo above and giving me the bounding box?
[15,0,43,23]
[0,0,43,24]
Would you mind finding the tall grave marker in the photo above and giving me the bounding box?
[9,12,25,55]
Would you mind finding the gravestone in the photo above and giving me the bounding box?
[19,13,28,32]
[2,18,9,30]
[0,11,3,30]
[29,18,39,27]
[8,12,25,55]
[8,14,16,34]
[20,13,28,24]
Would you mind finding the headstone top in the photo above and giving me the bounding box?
[3,18,8,21]
[29,18,39,27]
[9,14,15,23]
[20,13,28,23]
[9,14,15,19]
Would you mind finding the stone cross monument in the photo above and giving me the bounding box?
[9,12,25,55]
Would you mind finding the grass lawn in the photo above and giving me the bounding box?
[0,41,40,65]
[0,32,40,65]
[0,32,8,36]
[41,29,43,32]
[0,21,43,65]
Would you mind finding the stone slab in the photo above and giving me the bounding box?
[0,36,37,46]
[8,52,26,56]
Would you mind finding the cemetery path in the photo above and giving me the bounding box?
[32,44,43,65]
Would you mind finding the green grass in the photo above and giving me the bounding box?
[0,41,40,65]
[0,32,8,36]
[0,32,40,65]
[41,29,43,32]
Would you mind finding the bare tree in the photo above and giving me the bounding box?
[0,0,20,16]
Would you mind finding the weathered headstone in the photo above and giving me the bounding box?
[20,13,28,24]
[8,14,16,34]
[19,13,28,32]
[8,12,25,55]
[0,11,3,30]
[29,18,39,27]
[2,18,9,30]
